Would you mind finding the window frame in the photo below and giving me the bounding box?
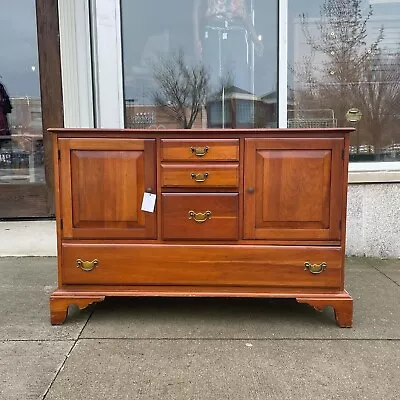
[66,0,400,180]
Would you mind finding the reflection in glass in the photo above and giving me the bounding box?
[289,0,400,161]
[0,1,44,184]
[121,0,277,129]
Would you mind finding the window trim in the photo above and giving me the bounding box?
[278,0,288,128]
[90,0,124,128]
[349,162,400,183]
[58,0,94,128]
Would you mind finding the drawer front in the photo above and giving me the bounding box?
[161,139,239,161]
[61,243,342,288]
[161,163,239,188]
[162,193,239,240]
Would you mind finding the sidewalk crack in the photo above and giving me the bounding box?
[41,308,95,399]
[366,260,400,288]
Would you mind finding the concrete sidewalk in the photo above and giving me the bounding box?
[1,257,400,399]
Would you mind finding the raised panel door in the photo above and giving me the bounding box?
[59,138,156,239]
[244,138,344,241]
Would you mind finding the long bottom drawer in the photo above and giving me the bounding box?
[61,243,343,289]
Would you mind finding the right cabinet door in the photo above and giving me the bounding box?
[244,138,345,241]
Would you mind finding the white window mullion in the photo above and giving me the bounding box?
[91,0,124,128]
[278,0,288,128]
[58,0,94,128]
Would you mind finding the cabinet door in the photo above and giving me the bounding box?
[244,138,344,241]
[59,138,156,239]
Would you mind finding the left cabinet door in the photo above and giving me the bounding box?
[58,138,156,239]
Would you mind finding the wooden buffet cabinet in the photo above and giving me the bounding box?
[49,128,353,327]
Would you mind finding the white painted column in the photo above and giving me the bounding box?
[58,0,94,128]
[278,0,288,128]
[90,0,124,128]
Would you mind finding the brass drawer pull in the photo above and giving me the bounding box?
[77,259,99,272]
[304,262,327,274]
[191,146,209,157]
[191,172,209,182]
[188,210,212,223]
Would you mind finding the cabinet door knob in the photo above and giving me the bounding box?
[146,187,153,193]
[247,187,255,193]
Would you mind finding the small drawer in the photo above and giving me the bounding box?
[161,163,239,188]
[162,193,238,240]
[161,139,239,161]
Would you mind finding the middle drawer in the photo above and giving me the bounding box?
[162,193,239,240]
[161,163,239,188]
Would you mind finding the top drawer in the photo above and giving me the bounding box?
[161,139,239,161]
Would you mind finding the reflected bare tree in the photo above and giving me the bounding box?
[296,0,400,150]
[151,49,209,129]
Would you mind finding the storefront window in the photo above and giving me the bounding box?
[288,0,400,161]
[0,1,45,217]
[121,0,278,129]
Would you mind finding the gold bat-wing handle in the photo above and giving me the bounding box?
[304,262,327,274]
[191,172,209,182]
[76,259,99,272]
[188,210,212,223]
[191,146,209,157]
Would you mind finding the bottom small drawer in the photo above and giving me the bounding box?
[162,193,238,240]
[61,243,342,288]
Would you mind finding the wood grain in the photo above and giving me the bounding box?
[61,243,342,287]
[161,163,239,188]
[244,138,344,241]
[50,294,105,325]
[161,139,239,161]
[59,138,156,239]
[36,0,64,215]
[297,292,353,328]
[161,193,239,240]
[50,128,353,327]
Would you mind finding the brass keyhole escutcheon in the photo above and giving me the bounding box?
[188,210,212,223]
[77,259,99,272]
[304,262,327,274]
[191,172,209,182]
[191,146,209,157]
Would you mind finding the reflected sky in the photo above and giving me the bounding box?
[121,0,278,100]
[0,0,40,97]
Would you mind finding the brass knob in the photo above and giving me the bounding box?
[247,187,255,193]
[146,187,153,193]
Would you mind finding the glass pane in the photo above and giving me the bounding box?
[0,1,45,193]
[288,0,400,161]
[121,0,277,129]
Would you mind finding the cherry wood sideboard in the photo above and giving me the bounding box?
[49,128,353,327]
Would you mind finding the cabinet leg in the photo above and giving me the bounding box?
[50,295,105,325]
[297,295,353,328]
